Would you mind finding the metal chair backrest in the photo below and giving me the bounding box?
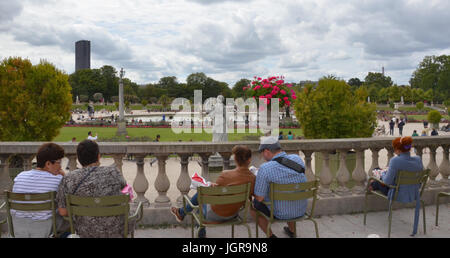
[269,180,319,220]
[392,169,430,201]
[66,194,130,238]
[4,191,57,238]
[197,183,251,222]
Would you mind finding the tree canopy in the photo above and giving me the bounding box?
[0,57,72,141]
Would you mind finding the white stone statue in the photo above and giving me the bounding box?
[209,95,228,142]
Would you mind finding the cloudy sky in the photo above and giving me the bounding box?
[1,0,449,86]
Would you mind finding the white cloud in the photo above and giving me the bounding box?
[0,0,449,86]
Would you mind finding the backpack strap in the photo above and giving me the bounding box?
[273,157,305,174]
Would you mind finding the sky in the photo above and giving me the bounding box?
[1,0,449,87]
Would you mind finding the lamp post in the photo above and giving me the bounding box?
[116,68,128,136]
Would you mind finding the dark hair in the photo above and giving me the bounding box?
[77,140,100,166]
[88,131,92,136]
[36,143,65,168]
[232,145,252,167]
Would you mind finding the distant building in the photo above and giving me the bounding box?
[75,40,91,71]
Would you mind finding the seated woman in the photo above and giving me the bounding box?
[56,140,134,238]
[369,136,424,201]
[170,145,256,238]
[11,143,66,238]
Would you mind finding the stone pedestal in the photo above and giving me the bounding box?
[116,121,127,136]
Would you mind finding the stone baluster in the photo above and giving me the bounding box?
[22,154,35,171]
[154,154,171,207]
[133,154,150,206]
[318,151,334,197]
[415,146,423,160]
[386,147,394,167]
[368,148,381,177]
[335,149,351,196]
[427,146,440,188]
[438,145,450,186]
[0,155,12,196]
[112,154,124,175]
[302,150,315,182]
[352,149,367,194]
[219,152,232,170]
[66,154,78,172]
[199,153,212,181]
[177,154,192,204]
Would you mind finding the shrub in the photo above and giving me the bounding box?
[427,110,442,124]
[416,101,424,110]
[295,78,377,139]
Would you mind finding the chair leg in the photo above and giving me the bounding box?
[232,225,235,238]
[421,200,426,234]
[363,192,369,225]
[191,216,194,238]
[435,195,440,226]
[388,203,393,238]
[245,224,252,238]
[255,213,259,238]
[266,222,272,238]
[310,218,319,238]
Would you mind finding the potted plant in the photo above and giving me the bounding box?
[427,110,442,129]
[294,78,377,189]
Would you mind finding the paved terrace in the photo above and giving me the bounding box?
[0,122,449,237]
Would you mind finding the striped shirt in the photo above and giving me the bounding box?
[254,152,307,220]
[12,169,63,220]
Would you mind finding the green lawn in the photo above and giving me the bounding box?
[54,127,304,142]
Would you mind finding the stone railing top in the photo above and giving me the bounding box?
[0,136,449,156]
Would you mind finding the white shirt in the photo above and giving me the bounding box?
[87,135,97,140]
[12,169,63,220]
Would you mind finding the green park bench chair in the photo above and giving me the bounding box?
[435,192,449,226]
[183,182,252,238]
[254,180,320,238]
[3,191,58,238]
[363,169,430,238]
[66,194,144,238]
[0,201,6,238]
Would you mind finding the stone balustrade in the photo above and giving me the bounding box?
[0,136,449,225]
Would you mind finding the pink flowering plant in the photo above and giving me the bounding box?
[243,76,297,107]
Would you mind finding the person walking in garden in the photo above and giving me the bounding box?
[389,119,395,135]
[398,119,405,136]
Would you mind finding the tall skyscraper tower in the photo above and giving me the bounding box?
[75,40,91,71]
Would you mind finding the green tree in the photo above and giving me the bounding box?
[232,79,251,98]
[416,102,424,110]
[427,110,442,124]
[364,72,393,88]
[0,57,72,141]
[294,78,376,139]
[410,55,450,102]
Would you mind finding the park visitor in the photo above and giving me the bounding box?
[56,140,135,238]
[431,129,438,136]
[368,136,424,235]
[87,131,98,141]
[10,143,67,238]
[170,145,255,238]
[389,119,395,135]
[250,136,307,238]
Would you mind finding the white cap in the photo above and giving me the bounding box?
[258,136,281,152]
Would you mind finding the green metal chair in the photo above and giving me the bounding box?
[0,201,6,238]
[435,192,449,226]
[363,169,430,238]
[254,180,320,238]
[3,191,58,238]
[66,194,144,238]
[183,182,252,238]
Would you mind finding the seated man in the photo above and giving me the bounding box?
[56,140,134,238]
[170,145,256,238]
[250,136,307,238]
[11,143,66,238]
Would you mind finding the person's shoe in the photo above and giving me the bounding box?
[269,234,277,238]
[170,207,184,223]
[198,227,206,238]
[283,226,295,238]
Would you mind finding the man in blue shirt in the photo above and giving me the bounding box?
[250,136,307,238]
